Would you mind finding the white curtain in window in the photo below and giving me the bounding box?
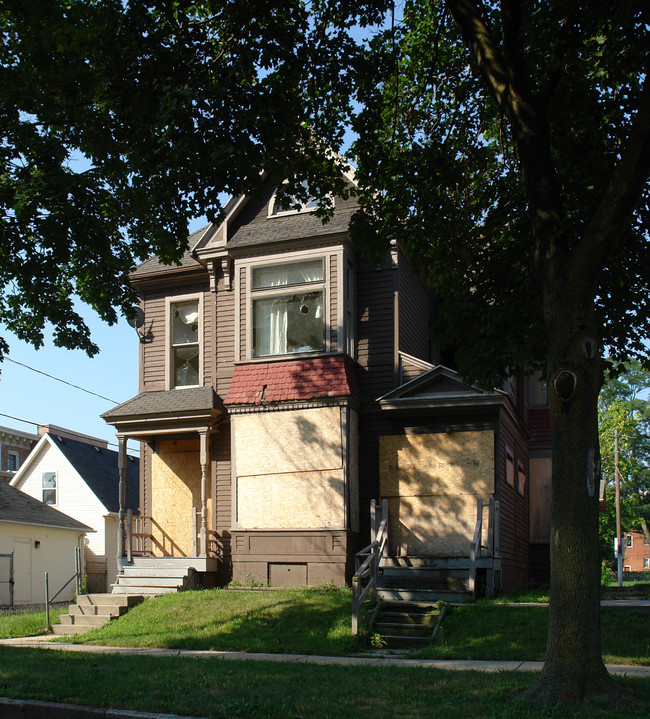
[253,260,323,289]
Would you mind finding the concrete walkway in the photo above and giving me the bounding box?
[1,634,649,677]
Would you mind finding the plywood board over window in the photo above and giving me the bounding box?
[379,431,495,557]
[233,406,347,530]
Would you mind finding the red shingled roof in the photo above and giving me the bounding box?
[225,355,359,405]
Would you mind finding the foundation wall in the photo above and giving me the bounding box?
[379,430,495,556]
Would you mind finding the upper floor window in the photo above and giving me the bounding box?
[252,259,325,358]
[268,180,327,217]
[42,471,57,505]
[171,300,200,387]
[626,534,633,547]
[6,451,19,472]
[529,371,548,407]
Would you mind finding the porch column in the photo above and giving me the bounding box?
[199,430,208,558]
[116,435,127,562]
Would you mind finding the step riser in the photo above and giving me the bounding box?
[378,589,470,602]
[115,577,184,587]
[77,594,143,608]
[120,568,191,578]
[381,557,472,569]
[69,606,124,618]
[112,586,178,595]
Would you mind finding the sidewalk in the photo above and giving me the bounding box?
[2,634,649,677]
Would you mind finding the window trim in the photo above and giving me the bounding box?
[505,445,515,487]
[239,247,353,362]
[626,534,633,548]
[6,450,19,472]
[250,258,326,359]
[42,471,57,506]
[165,294,203,390]
[267,180,333,218]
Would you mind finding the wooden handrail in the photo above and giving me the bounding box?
[352,498,388,635]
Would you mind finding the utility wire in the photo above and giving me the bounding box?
[4,357,119,404]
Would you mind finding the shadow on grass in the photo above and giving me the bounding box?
[71,588,362,655]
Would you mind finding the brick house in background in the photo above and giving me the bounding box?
[623,531,650,572]
[102,174,552,594]
[0,425,38,483]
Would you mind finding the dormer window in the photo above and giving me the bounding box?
[170,299,200,387]
[268,180,326,217]
[252,259,325,357]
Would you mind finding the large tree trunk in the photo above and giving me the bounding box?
[524,289,615,701]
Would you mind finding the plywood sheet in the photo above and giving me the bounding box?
[379,431,494,557]
[151,448,201,556]
[234,407,342,477]
[380,431,494,498]
[237,470,345,529]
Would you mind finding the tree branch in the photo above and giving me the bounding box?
[571,76,650,294]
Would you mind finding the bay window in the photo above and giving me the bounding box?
[252,259,325,358]
[171,300,200,387]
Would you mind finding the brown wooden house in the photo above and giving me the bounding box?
[102,177,551,595]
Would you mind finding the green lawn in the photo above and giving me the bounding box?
[2,587,648,666]
[0,646,648,719]
[0,608,64,639]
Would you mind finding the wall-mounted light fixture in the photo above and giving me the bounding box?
[34,540,40,549]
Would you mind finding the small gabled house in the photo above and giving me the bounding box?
[102,176,551,594]
[0,480,91,605]
[11,427,139,592]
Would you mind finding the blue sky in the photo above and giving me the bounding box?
[0,217,209,453]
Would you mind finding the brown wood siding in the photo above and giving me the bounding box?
[494,407,530,590]
[213,422,232,584]
[141,281,211,391]
[329,253,338,350]
[141,291,167,391]
[397,248,434,362]
[239,266,247,361]
[356,258,396,400]
[216,271,236,398]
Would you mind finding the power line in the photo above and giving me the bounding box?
[4,357,119,404]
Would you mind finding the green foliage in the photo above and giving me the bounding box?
[348,1,650,383]
[0,608,64,638]
[0,0,383,357]
[598,359,650,556]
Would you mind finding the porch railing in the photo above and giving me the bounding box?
[469,497,501,599]
[351,498,389,635]
[124,510,187,560]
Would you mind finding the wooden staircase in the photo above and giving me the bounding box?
[353,497,501,647]
[51,594,144,636]
[371,600,446,647]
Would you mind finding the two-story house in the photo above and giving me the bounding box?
[102,177,549,593]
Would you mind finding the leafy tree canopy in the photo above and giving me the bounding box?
[599,359,650,556]
[0,0,381,358]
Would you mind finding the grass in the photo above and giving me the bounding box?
[0,608,64,639]
[411,603,650,665]
[0,646,648,718]
[52,587,362,655]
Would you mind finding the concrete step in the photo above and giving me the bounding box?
[76,594,144,608]
[120,567,192,578]
[128,557,199,569]
[114,575,185,588]
[111,584,179,595]
[69,604,125,618]
[59,614,112,627]
[51,624,93,636]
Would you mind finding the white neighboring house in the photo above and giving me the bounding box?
[0,480,92,606]
[11,427,139,593]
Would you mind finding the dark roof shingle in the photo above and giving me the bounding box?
[0,480,92,532]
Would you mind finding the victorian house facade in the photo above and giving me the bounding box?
[102,177,551,593]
